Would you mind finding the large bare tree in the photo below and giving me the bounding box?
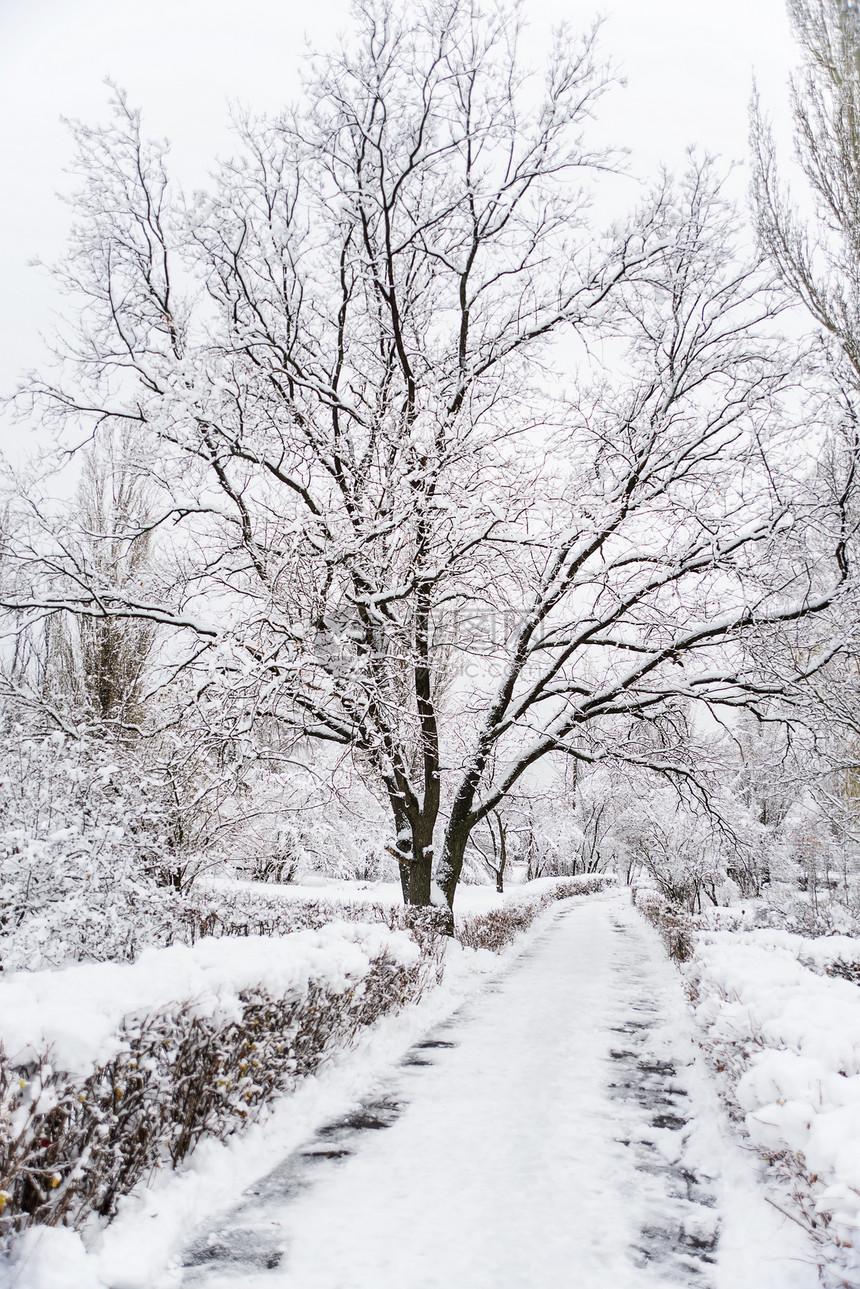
[2,0,855,909]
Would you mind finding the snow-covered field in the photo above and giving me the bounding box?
[202,872,565,911]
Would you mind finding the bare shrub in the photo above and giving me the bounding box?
[633,888,696,962]
[457,876,614,952]
[0,945,440,1248]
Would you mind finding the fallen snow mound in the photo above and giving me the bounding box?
[691,929,860,1255]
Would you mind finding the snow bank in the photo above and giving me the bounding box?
[0,922,419,1076]
[691,929,860,1254]
[4,1227,102,1289]
[733,927,860,977]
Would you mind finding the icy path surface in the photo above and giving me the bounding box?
[171,892,819,1289]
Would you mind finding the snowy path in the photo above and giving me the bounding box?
[167,892,819,1289]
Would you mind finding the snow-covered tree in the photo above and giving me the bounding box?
[1,0,855,911]
[751,0,860,386]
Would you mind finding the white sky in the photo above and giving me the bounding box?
[0,0,799,402]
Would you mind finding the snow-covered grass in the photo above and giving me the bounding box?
[687,926,860,1284]
[0,923,424,1077]
[714,927,860,982]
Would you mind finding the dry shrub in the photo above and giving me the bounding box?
[0,945,440,1248]
[457,903,540,952]
[823,958,860,985]
[633,888,696,962]
[456,876,614,952]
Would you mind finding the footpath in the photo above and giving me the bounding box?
[166,891,818,1289]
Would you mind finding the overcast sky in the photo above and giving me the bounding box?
[0,0,799,403]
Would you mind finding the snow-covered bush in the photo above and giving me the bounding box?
[685,929,860,1282]
[634,889,696,962]
[0,924,440,1249]
[235,787,395,886]
[456,874,616,951]
[0,705,404,970]
[0,727,185,971]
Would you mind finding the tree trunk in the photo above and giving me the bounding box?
[406,851,432,905]
[406,816,435,906]
[494,814,507,894]
[390,799,413,903]
[439,820,471,909]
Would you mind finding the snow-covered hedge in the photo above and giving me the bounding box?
[0,923,440,1249]
[0,877,594,1252]
[687,929,860,1281]
[2,864,615,973]
[456,874,616,951]
[1,874,447,973]
[632,887,696,961]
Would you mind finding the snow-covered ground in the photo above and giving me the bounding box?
[3,896,558,1289]
[689,925,860,1276]
[201,872,556,911]
[5,889,824,1289]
